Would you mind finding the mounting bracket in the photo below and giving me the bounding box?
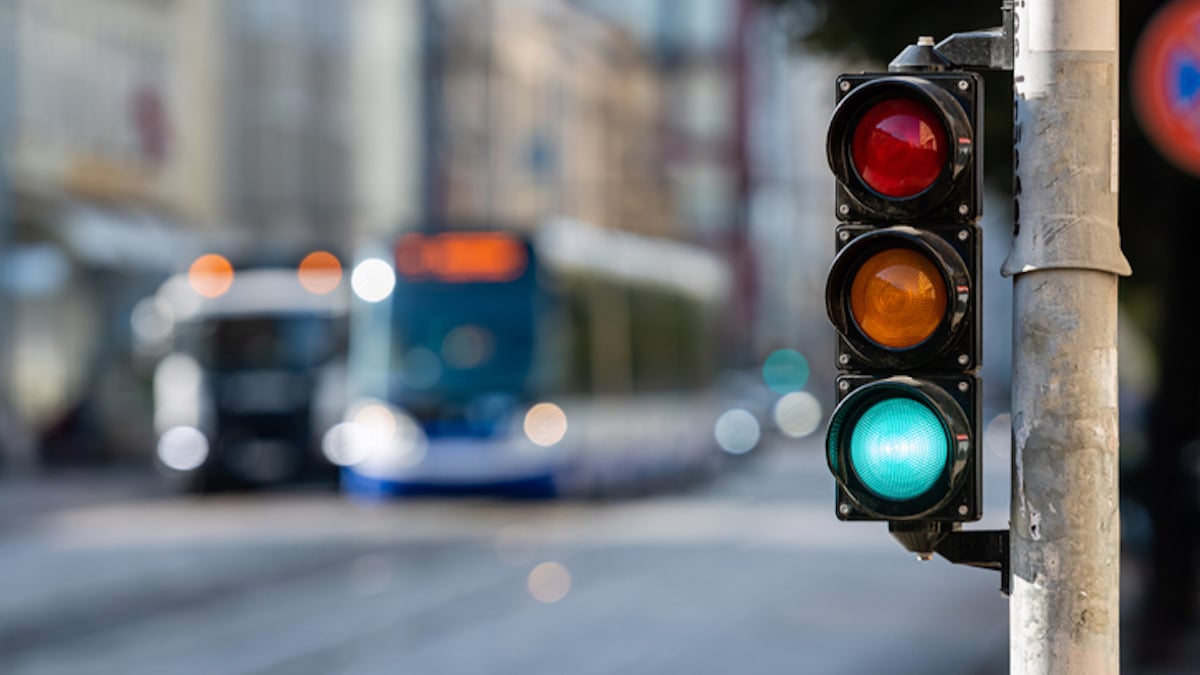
[889,1,1015,73]
[889,521,1012,595]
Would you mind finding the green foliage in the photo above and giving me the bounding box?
[794,0,999,63]
[767,0,1012,191]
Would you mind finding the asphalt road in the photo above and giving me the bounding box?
[0,436,1012,675]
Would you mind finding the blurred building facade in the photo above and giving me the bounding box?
[0,0,770,463]
[12,0,199,218]
[8,0,412,243]
[747,46,843,388]
[186,0,680,241]
[3,0,210,462]
[3,0,750,255]
[571,0,749,239]
[434,0,674,237]
[224,0,361,242]
[569,0,758,361]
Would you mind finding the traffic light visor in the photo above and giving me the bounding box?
[849,397,948,500]
[851,98,947,198]
[850,247,947,349]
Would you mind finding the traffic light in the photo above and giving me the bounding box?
[824,71,983,523]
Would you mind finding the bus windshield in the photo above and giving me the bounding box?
[391,278,540,405]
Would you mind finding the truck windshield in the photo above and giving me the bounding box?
[189,314,342,371]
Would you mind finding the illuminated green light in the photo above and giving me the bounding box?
[849,397,947,500]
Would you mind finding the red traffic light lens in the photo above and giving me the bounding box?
[851,98,948,198]
[850,248,947,349]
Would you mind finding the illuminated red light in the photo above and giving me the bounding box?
[851,98,948,198]
[396,233,527,283]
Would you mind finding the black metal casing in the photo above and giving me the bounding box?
[828,374,982,521]
[829,72,984,224]
[824,68,985,524]
[827,223,982,373]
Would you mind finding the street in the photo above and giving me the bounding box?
[0,436,1012,675]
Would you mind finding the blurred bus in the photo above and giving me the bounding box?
[330,220,733,498]
[144,253,349,490]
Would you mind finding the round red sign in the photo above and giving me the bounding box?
[1133,0,1200,175]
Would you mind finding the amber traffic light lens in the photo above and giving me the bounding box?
[849,248,947,349]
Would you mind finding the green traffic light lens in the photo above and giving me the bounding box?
[849,397,947,501]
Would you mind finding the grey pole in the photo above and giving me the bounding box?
[1004,0,1131,671]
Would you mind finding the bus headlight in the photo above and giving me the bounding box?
[522,402,568,448]
[323,400,427,472]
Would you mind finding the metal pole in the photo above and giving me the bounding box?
[1005,0,1130,671]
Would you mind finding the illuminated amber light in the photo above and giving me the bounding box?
[850,248,946,349]
[298,251,343,295]
[188,254,234,298]
[396,233,527,283]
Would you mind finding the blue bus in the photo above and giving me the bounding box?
[328,220,733,498]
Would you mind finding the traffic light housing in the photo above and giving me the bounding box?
[827,74,982,224]
[824,70,983,523]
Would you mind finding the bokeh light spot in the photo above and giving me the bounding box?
[157,426,209,471]
[131,296,174,348]
[188,254,234,298]
[714,408,760,455]
[351,258,396,302]
[298,250,343,295]
[349,404,429,476]
[773,391,823,438]
[388,412,429,468]
[527,561,571,604]
[985,413,1013,461]
[322,422,368,466]
[153,354,204,432]
[354,403,398,438]
[442,325,494,369]
[524,403,568,447]
[402,348,442,390]
[762,349,810,394]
